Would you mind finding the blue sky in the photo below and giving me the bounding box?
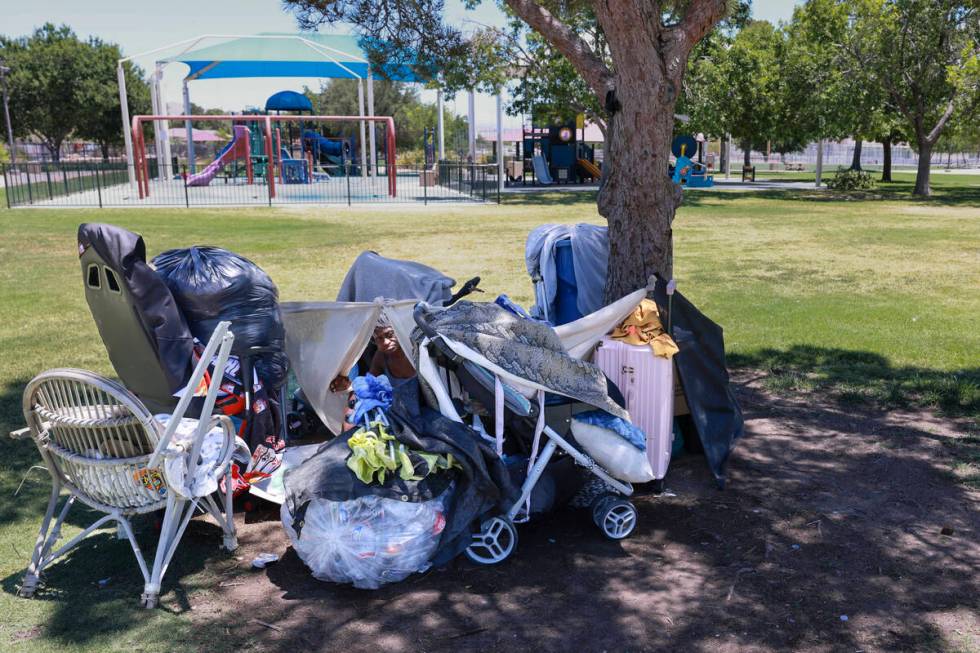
[4,0,801,128]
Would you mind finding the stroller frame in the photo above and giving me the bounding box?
[413,305,638,564]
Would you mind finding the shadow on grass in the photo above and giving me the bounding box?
[501,189,599,206]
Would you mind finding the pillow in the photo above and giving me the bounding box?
[570,419,655,483]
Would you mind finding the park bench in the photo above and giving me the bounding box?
[742,165,756,182]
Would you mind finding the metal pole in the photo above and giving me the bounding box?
[155,64,172,178]
[182,80,195,174]
[0,63,15,165]
[95,163,103,208]
[467,90,476,162]
[496,92,504,195]
[367,69,377,176]
[436,89,445,161]
[149,72,164,180]
[357,79,367,178]
[117,63,137,190]
[815,139,824,188]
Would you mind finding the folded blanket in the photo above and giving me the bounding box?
[415,301,628,420]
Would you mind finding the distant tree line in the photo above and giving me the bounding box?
[0,23,150,161]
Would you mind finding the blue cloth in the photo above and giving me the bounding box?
[350,374,394,424]
[494,294,540,321]
[573,410,647,452]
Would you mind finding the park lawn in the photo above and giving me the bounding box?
[0,179,978,651]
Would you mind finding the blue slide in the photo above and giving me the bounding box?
[532,155,554,185]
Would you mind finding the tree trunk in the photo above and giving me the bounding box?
[849,138,862,171]
[743,145,751,167]
[881,138,892,182]
[598,83,681,300]
[100,141,111,161]
[913,138,932,196]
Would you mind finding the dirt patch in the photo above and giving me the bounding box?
[178,371,980,652]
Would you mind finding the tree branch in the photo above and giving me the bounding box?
[503,0,613,100]
[672,0,728,55]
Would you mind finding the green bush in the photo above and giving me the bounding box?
[826,167,876,191]
[0,140,8,164]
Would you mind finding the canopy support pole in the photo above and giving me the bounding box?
[468,90,476,162]
[436,90,445,161]
[183,80,195,174]
[117,63,137,190]
[367,69,377,176]
[358,79,367,178]
[496,92,504,194]
[149,73,164,180]
[155,64,172,179]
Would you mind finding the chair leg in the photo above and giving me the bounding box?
[222,462,237,552]
[20,481,70,598]
[142,493,198,609]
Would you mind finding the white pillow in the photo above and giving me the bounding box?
[570,419,655,483]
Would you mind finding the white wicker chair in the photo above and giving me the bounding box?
[13,321,239,608]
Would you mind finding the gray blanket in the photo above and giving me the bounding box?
[416,301,628,419]
[336,251,456,305]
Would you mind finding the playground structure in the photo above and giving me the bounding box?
[670,134,713,188]
[131,114,397,200]
[515,119,600,185]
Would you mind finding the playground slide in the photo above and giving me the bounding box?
[578,158,602,180]
[532,155,554,185]
[187,125,249,187]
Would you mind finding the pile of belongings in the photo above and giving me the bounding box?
[281,374,516,589]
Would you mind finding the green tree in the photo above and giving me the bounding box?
[687,20,785,167]
[0,24,87,160]
[74,38,150,160]
[305,78,423,148]
[284,0,733,299]
[846,0,980,196]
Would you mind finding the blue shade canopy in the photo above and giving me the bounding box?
[162,33,420,82]
[265,90,313,112]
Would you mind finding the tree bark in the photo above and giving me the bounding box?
[850,138,862,171]
[881,138,892,182]
[913,138,932,196]
[743,145,751,167]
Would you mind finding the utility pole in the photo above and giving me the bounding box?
[0,61,15,164]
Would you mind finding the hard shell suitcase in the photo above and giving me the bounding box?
[593,337,675,480]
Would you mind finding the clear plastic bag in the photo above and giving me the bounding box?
[281,488,450,589]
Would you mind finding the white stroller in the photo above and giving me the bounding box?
[410,285,655,565]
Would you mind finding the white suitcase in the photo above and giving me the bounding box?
[593,337,675,480]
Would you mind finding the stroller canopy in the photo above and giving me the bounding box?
[336,251,456,306]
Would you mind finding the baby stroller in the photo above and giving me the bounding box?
[410,285,658,564]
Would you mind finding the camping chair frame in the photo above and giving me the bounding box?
[12,322,239,608]
[412,306,636,564]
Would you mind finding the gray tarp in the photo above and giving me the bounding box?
[526,224,609,321]
[337,251,456,306]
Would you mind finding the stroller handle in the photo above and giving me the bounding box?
[413,302,439,338]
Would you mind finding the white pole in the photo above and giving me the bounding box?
[149,73,164,180]
[467,90,476,162]
[117,63,137,190]
[357,78,367,178]
[182,80,195,173]
[815,138,824,187]
[155,64,172,178]
[367,69,377,176]
[436,89,445,161]
[496,91,504,193]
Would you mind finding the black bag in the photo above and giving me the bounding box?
[152,246,288,389]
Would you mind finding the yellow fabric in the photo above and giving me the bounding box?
[346,422,459,485]
[610,299,680,359]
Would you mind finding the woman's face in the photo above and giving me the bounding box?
[373,327,400,354]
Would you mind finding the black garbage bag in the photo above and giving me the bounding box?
[152,246,288,389]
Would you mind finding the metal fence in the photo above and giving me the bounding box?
[2,160,500,208]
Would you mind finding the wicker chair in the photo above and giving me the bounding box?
[13,321,239,608]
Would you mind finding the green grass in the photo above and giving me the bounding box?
[0,174,978,651]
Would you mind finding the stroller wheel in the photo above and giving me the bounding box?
[465,516,518,565]
[594,497,637,540]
